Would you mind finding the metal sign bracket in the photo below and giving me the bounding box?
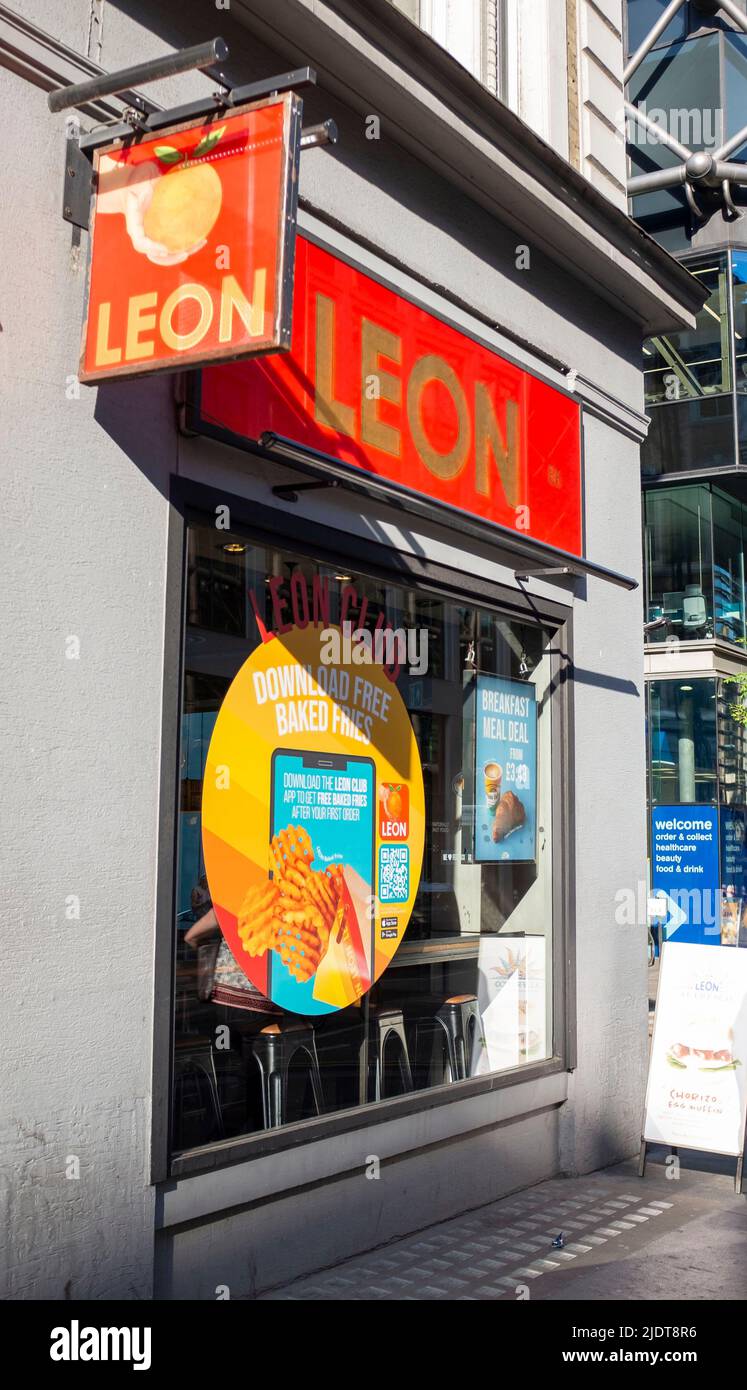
[52,39,335,231]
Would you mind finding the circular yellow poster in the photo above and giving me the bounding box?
[201,625,425,1014]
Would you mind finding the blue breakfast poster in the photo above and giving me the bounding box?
[474,675,537,863]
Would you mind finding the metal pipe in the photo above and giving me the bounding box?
[715,160,747,184]
[718,0,747,35]
[623,0,687,84]
[300,119,338,149]
[628,166,688,195]
[48,37,228,113]
[258,432,639,590]
[712,121,747,162]
[77,66,317,155]
[625,100,692,160]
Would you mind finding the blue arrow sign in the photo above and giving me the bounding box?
[650,806,720,945]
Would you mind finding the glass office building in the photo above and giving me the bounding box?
[627,0,747,942]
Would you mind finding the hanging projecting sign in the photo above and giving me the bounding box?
[192,236,584,556]
[201,624,425,1015]
[643,943,747,1158]
[79,93,301,383]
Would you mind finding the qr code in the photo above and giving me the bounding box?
[379,845,409,903]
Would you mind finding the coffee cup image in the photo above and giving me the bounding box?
[483,761,502,809]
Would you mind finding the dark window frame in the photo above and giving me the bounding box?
[151,472,576,1184]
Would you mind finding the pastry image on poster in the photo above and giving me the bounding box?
[643,943,747,1156]
[473,674,537,863]
[201,624,425,1014]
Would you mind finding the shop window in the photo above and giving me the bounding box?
[171,517,557,1160]
[649,678,717,804]
[644,485,713,638]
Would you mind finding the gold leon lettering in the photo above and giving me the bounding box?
[312,291,521,509]
[94,269,267,367]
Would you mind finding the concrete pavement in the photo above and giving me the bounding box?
[259,1148,747,1301]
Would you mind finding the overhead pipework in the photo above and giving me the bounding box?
[625,0,747,223]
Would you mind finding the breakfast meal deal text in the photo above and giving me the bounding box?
[80,93,300,382]
[201,624,425,1015]
[471,674,537,863]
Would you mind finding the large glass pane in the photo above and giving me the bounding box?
[712,489,746,645]
[734,252,747,396]
[644,485,713,638]
[644,258,731,405]
[628,34,721,248]
[641,393,736,477]
[626,0,688,56]
[171,516,556,1157]
[724,33,747,166]
[649,678,717,804]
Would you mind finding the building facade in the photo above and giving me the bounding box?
[624,0,747,945]
[3,0,701,1299]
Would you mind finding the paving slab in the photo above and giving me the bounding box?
[258,1149,746,1302]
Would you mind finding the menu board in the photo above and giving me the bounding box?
[643,942,747,1157]
[473,675,537,863]
[472,935,547,1074]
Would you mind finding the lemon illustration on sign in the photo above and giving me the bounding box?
[143,162,222,253]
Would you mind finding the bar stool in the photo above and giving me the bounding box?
[244,1021,325,1130]
[418,994,482,1084]
[437,995,482,1080]
[173,1035,224,1148]
[359,1005,414,1102]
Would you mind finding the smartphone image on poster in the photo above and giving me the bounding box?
[269,749,376,1014]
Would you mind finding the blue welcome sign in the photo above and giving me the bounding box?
[650,805,720,945]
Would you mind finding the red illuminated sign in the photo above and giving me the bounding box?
[196,236,583,556]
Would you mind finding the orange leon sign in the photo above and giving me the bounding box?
[79,93,301,384]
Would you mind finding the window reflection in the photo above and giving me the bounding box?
[644,259,730,406]
[640,253,747,478]
[649,678,718,804]
[734,252,747,395]
[725,33,747,165]
[172,517,556,1156]
[644,485,713,638]
[644,483,747,647]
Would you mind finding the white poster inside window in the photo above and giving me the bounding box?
[644,943,747,1156]
[472,934,547,1074]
